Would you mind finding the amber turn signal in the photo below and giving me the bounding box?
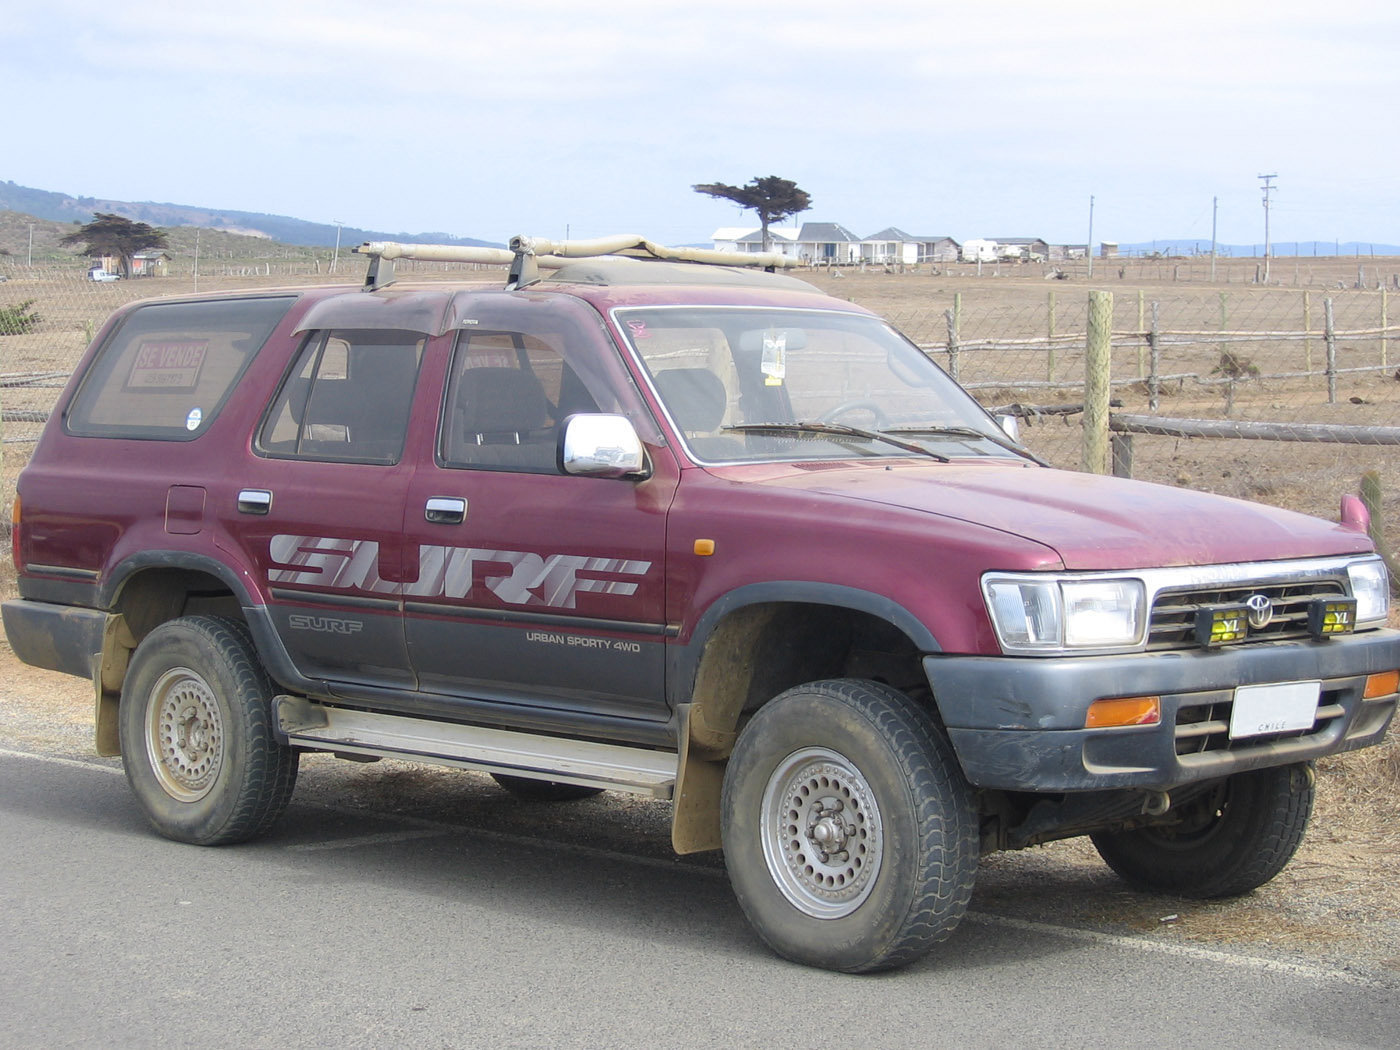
[1085,696,1161,728]
[1363,670,1400,699]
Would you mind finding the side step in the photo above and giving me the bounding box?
[273,697,678,799]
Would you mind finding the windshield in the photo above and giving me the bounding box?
[614,305,1022,464]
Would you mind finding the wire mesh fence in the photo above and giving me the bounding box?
[3,258,1399,555]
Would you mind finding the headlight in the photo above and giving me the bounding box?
[1347,557,1390,626]
[983,574,1146,654]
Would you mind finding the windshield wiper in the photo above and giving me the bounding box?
[724,421,950,462]
[883,424,1047,466]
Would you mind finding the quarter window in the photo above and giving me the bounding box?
[66,296,295,439]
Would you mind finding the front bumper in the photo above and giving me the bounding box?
[923,628,1400,792]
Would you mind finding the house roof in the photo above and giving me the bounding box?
[734,228,796,244]
[864,226,916,242]
[797,222,862,243]
[988,237,1048,247]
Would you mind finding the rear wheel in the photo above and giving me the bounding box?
[120,617,298,845]
[721,679,978,972]
[1090,764,1314,898]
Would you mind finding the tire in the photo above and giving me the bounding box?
[120,616,299,845]
[721,679,978,973]
[1090,763,1314,899]
[491,774,605,802]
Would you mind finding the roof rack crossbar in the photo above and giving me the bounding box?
[354,234,796,290]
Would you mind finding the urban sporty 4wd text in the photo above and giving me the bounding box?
[6,235,1397,971]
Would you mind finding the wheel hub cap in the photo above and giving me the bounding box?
[147,668,224,802]
[760,747,883,919]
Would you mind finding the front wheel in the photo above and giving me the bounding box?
[721,679,978,972]
[120,617,299,845]
[1090,764,1314,898]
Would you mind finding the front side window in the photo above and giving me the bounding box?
[615,306,1022,464]
[66,296,295,439]
[258,328,425,464]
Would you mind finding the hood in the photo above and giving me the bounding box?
[723,460,1372,571]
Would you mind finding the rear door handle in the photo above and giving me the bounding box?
[424,497,467,525]
[237,489,272,515]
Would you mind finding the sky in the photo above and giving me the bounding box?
[6,1,1400,248]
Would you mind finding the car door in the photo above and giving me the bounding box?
[240,326,427,690]
[400,294,677,727]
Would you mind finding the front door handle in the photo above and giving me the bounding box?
[424,497,467,525]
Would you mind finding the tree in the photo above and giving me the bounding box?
[60,213,169,278]
[692,176,812,251]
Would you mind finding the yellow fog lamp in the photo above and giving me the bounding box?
[1085,696,1161,729]
[1308,598,1357,639]
[1195,605,1249,648]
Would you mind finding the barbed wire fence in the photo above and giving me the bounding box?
[3,260,1399,559]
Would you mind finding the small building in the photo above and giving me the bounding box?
[796,222,863,265]
[1099,242,1119,259]
[131,250,173,277]
[711,226,800,256]
[988,237,1050,262]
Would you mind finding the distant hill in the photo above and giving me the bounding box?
[1115,239,1400,258]
[0,179,501,250]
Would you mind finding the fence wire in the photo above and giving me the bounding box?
[3,261,1399,557]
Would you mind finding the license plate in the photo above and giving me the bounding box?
[1229,681,1321,739]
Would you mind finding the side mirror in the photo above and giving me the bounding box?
[997,414,1021,442]
[560,414,649,479]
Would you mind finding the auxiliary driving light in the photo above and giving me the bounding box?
[1308,598,1357,639]
[1195,605,1249,648]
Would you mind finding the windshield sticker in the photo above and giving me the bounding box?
[185,407,203,431]
[761,332,787,387]
[626,319,650,340]
[125,339,209,392]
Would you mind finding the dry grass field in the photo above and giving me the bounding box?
[1,250,1398,975]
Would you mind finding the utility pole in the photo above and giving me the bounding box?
[1087,195,1095,279]
[1210,196,1218,282]
[331,220,344,274]
[1258,174,1277,283]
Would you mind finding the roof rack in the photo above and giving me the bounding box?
[352,234,796,291]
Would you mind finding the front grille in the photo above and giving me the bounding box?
[1147,579,1346,651]
[1173,689,1348,756]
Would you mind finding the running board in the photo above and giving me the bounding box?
[273,697,678,799]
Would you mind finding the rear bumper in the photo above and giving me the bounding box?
[923,629,1400,792]
[2,599,108,681]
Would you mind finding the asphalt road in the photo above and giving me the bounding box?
[2,749,1397,1050]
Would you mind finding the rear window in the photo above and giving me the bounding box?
[65,296,296,439]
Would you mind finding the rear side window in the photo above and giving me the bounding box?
[66,296,295,439]
[257,329,425,465]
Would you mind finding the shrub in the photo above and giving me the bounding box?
[0,298,40,335]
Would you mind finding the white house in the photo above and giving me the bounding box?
[710,226,800,257]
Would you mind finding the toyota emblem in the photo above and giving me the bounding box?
[1245,593,1273,629]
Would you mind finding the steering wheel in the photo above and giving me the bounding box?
[818,399,890,428]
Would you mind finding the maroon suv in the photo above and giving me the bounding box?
[6,239,1397,972]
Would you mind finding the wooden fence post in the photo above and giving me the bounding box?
[1148,301,1161,411]
[1083,290,1113,474]
[1137,289,1146,378]
[1325,297,1337,404]
[944,302,960,382]
[1303,291,1313,374]
[1382,287,1389,371]
[1218,291,1229,363]
[1046,290,1057,381]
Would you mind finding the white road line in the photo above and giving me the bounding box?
[964,912,1382,986]
[287,829,450,853]
[0,747,122,775]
